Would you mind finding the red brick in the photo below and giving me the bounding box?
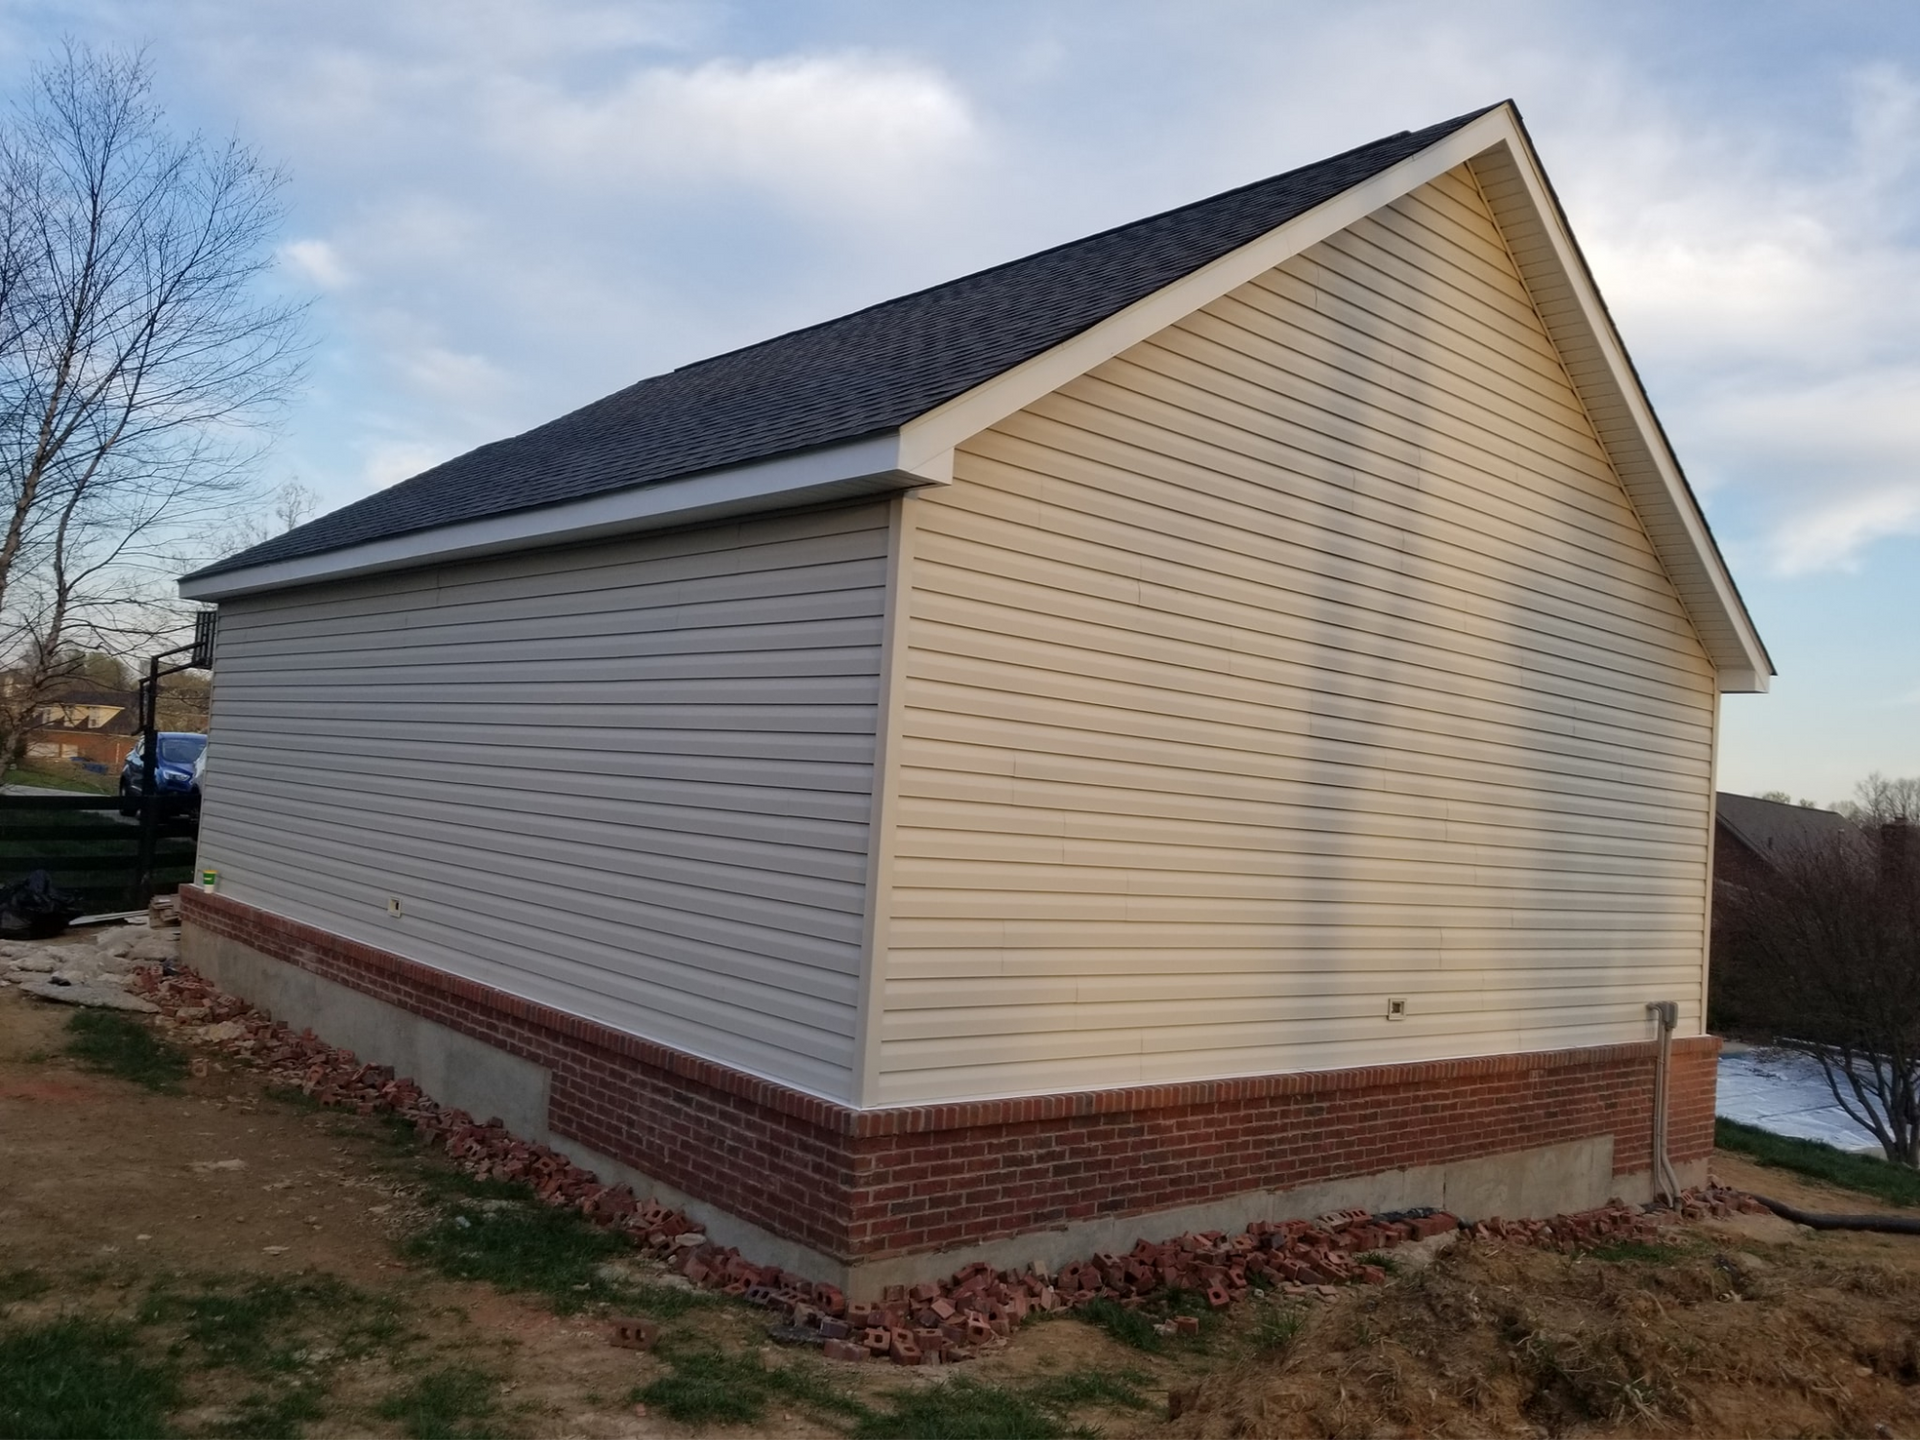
[181,887,1718,1268]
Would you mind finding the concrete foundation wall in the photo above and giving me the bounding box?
[192,928,553,1141]
[180,888,1718,1300]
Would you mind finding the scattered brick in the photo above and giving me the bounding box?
[129,962,1771,1367]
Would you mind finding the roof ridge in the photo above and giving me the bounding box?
[672,105,1501,378]
[188,103,1506,583]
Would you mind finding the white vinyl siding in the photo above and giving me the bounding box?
[199,502,891,1102]
[878,166,1716,1104]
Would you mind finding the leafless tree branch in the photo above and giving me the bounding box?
[0,42,307,766]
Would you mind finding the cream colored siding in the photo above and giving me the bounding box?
[199,503,890,1102]
[879,166,1716,1104]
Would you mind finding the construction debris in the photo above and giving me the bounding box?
[2,920,175,1005]
[15,978,159,1012]
[124,963,1769,1365]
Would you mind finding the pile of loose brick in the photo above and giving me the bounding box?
[129,962,1766,1366]
[1459,1183,1765,1253]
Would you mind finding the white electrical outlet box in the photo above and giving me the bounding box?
[1385,997,1407,1021]
[387,897,403,916]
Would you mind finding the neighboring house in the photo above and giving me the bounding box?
[7,678,139,768]
[1708,791,1869,1035]
[1713,791,1861,894]
[176,102,1771,1293]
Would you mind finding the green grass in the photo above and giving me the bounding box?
[852,1375,1098,1440]
[401,1179,627,1311]
[1077,1286,1222,1353]
[0,763,116,794]
[225,1382,328,1439]
[135,1272,413,1437]
[401,1171,710,1316]
[1022,1366,1153,1413]
[1076,1297,1165,1352]
[1249,1300,1307,1352]
[1716,1116,1920,1208]
[0,1268,51,1303]
[1580,1239,1693,1264]
[0,1316,182,1439]
[633,1344,864,1426]
[141,1273,407,1373]
[375,1363,503,1439]
[64,1011,190,1091]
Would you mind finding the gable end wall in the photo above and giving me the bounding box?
[878,165,1717,1106]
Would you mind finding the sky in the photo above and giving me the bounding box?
[1,0,1915,805]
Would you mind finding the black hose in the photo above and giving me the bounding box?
[1750,1194,1920,1235]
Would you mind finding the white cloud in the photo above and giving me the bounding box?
[396,343,513,412]
[1557,64,1920,572]
[360,439,451,492]
[493,52,980,207]
[21,0,1919,583]
[1687,368,1920,573]
[280,238,353,289]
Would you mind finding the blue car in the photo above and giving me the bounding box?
[119,732,208,815]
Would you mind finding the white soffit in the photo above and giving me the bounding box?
[900,104,1773,695]
[180,432,944,601]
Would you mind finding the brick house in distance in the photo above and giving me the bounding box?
[175,102,1770,1295]
[1712,791,1861,894]
[1708,791,1864,1032]
[4,675,139,769]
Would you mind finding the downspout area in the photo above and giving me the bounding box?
[1647,1000,1683,1203]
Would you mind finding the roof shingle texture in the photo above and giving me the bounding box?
[196,106,1494,580]
[1715,792,1863,870]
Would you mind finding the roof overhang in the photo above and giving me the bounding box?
[179,431,949,601]
[897,103,1772,694]
[191,104,1771,696]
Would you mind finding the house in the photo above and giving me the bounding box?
[1713,791,1861,894]
[4,676,139,769]
[176,101,1770,1293]
[1708,791,1867,1034]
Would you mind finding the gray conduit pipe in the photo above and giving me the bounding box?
[1647,1001,1683,1204]
[1749,1194,1920,1235]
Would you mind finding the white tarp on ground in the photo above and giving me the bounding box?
[1717,1046,1885,1154]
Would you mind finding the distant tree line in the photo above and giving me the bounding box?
[1756,772,1920,827]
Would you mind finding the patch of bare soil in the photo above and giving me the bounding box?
[1164,1212,1920,1439]
[0,958,1171,1439]
[11,946,1920,1439]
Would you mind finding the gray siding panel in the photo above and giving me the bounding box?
[198,502,891,1101]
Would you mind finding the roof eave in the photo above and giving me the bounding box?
[179,430,946,601]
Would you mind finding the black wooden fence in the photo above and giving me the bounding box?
[0,791,198,916]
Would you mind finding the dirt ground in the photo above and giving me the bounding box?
[0,936,1181,1440]
[5,932,1920,1439]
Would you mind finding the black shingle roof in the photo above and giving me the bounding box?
[193,105,1497,581]
[1715,792,1863,871]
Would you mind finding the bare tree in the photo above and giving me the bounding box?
[1835,773,1920,827]
[1720,825,1920,1164]
[0,44,304,768]
[217,477,318,558]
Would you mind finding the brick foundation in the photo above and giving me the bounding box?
[180,887,1718,1270]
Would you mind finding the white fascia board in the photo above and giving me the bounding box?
[1466,125,1773,695]
[897,103,1772,696]
[895,107,1520,473]
[180,431,943,601]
